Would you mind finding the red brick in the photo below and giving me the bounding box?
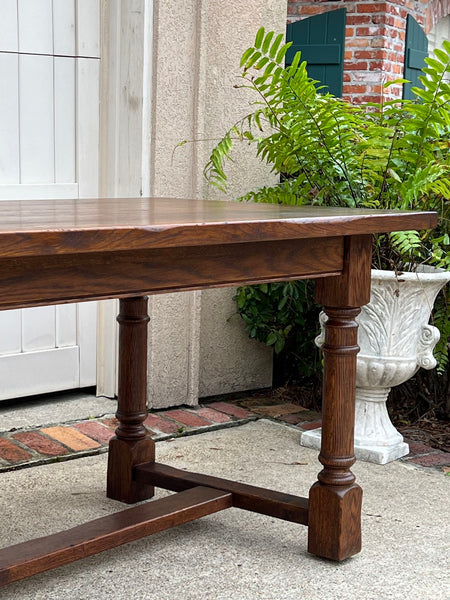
[344,85,367,93]
[344,61,368,70]
[144,414,180,434]
[209,402,254,419]
[293,410,321,422]
[163,409,211,428]
[387,52,400,61]
[354,95,385,103]
[0,438,32,463]
[355,50,387,60]
[347,37,370,48]
[356,26,386,37]
[278,413,306,425]
[368,61,387,70]
[294,6,328,16]
[299,420,322,431]
[74,422,115,445]
[41,426,101,451]
[408,453,450,467]
[347,15,371,25]
[407,442,436,456]
[372,14,395,26]
[101,417,119,431]
[252,403,306,418]
[195,407,232,423]
[371,37,389,48]
[357,3,389,14]
[12,431,68,456]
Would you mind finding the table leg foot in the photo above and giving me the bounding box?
[308,481,362,561]
[107,437,155,504]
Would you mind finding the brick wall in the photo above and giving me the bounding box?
[287,0,449,103]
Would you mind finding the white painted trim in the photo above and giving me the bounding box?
[96,0,154,398]
[0,183,78,200]
[141,0,154,197]
[96,299,118,398]
[78,301,97,387]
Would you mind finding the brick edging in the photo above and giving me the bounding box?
[0,400,447,474]
[0,402,257,473]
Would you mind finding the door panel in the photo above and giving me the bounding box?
[19,55,55,183]
[18,0,53,54]
[0,311,21,355]
[0,0,100,400]
[0,54,20,183]
[56,305,77,347]
[0,347,80,400]
[0,0,18,52]
[22,307,56,352]
[53,0,77,55]
[55,57,77,182]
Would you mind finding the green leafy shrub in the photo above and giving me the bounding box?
[234,280,321,386]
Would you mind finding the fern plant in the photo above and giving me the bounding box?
[202,28,450,373]
[205,28,450,270]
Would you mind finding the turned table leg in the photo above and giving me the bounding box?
[307,306,362,560]
[107,296,155,504]
[309,235,372,561]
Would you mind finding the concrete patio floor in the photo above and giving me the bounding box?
[0,419,448,600]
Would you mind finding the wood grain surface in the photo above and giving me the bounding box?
[135,462,309,525]
[0,197,437,257]
[0,236,344,309]
[0,486,232,586]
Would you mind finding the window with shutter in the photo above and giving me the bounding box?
[286,8,346,97]
[403,15,428,100]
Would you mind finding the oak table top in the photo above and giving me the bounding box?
[0,197,438,585]
[0,197,437,257]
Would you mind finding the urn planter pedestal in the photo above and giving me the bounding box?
[301,267,450,464]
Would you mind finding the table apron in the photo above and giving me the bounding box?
[0,236,344,309]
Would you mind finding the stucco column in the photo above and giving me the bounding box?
[148,0,287,407]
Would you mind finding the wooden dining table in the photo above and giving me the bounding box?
[0,197,436,585]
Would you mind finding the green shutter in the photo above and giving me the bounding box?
[286,8,346,97]
[403,15,428,100]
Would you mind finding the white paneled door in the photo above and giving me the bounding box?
[0,1,100,400]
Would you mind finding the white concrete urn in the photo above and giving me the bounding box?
[301,266,450,464]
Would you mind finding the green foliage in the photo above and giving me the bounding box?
[233,281,321,383]
[203,28,450,379]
